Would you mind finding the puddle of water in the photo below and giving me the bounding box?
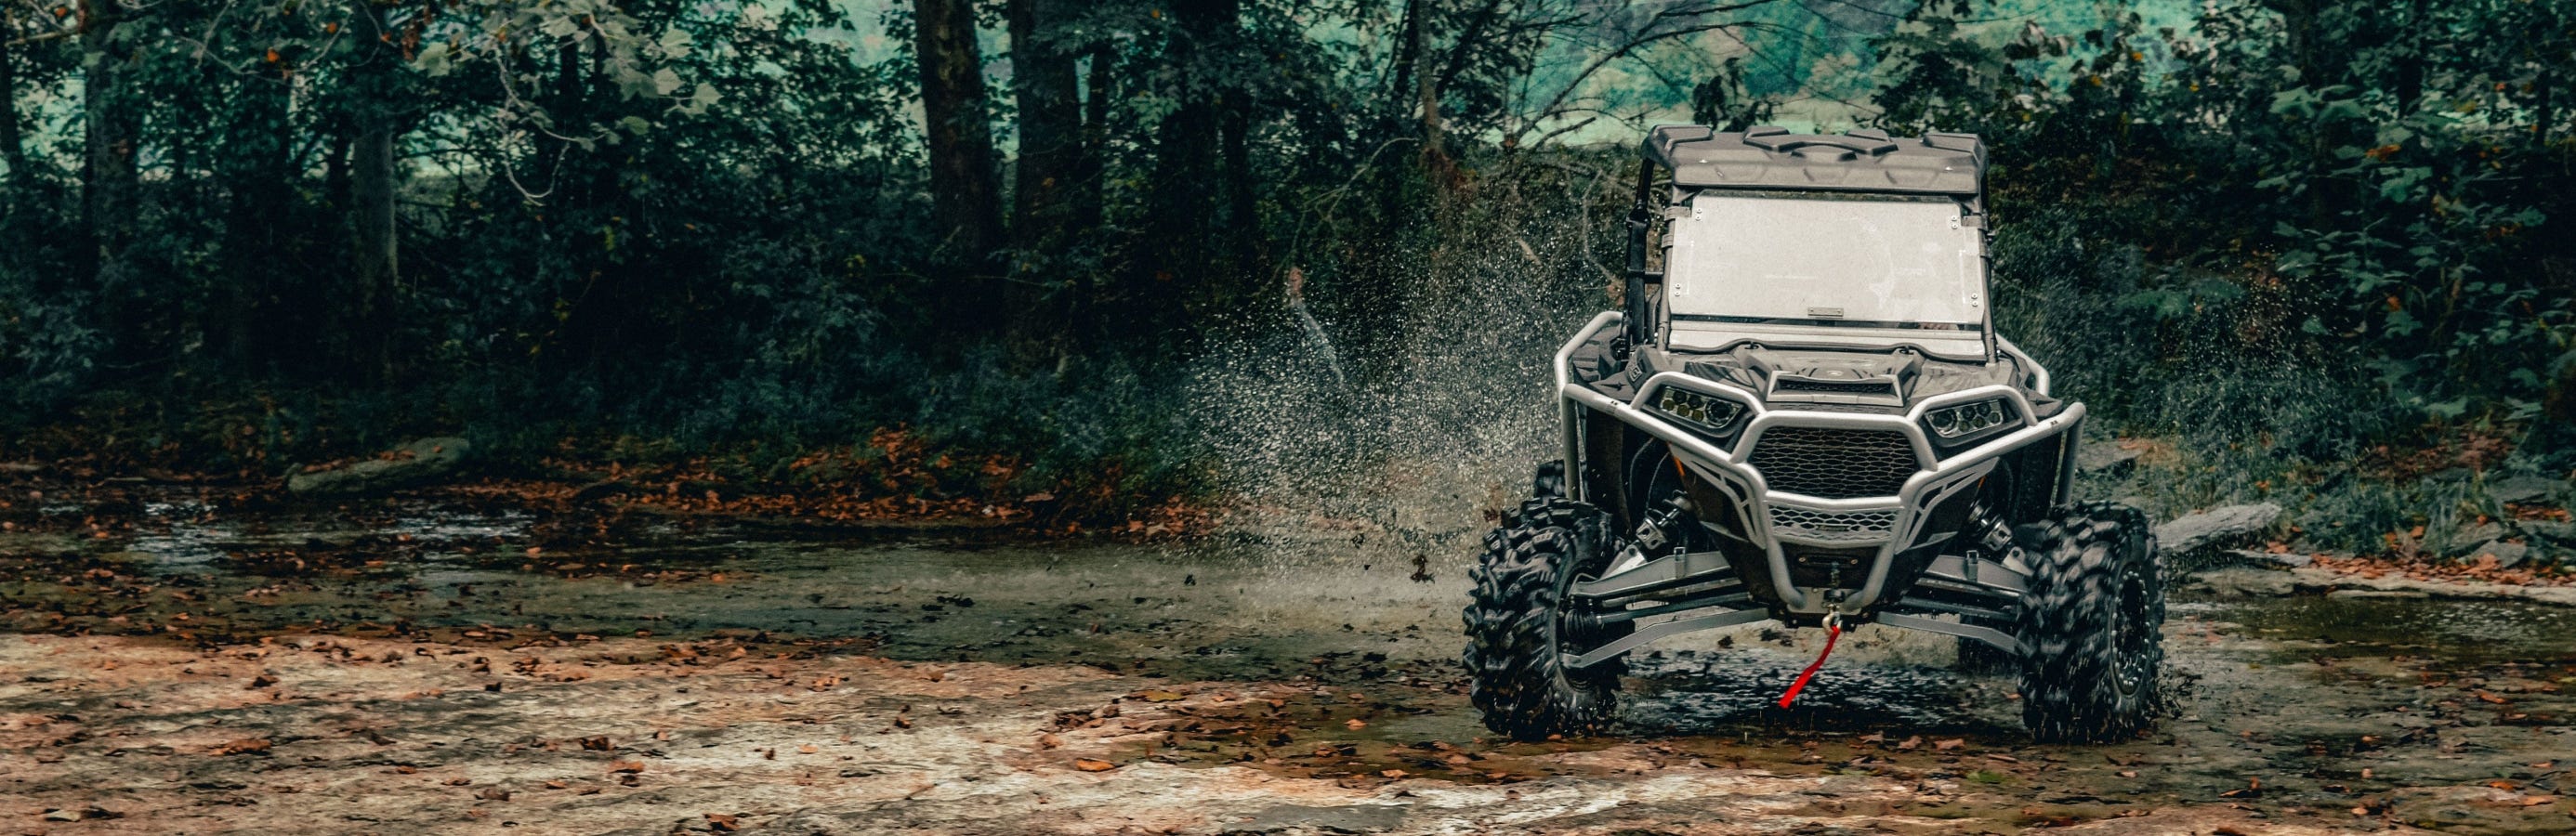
[2212,594,2576,663]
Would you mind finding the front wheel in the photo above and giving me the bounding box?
[2014,503,2165,743]
[1462,497,1624,740]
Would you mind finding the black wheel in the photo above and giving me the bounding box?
[1463,497,1626,740]
[2014,503,2165,743]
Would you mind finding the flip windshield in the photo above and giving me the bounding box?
[1664,191,1985,330]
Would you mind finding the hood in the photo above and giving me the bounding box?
[1678,345,2019,409]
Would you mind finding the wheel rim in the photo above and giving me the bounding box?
[2112,566,2152,692]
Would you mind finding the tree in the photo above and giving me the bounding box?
[342,0,403,380]
[913,0,1003,259]
[79,0,136,295]
[1143,0,1257,318]
[0,7,22,185]
[1009,0,1081,252]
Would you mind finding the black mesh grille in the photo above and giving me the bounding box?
[1747,426,1919,499]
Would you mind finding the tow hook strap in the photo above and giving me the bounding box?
[1776,616,1843,709]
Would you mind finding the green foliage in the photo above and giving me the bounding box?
[2,0,2572,521]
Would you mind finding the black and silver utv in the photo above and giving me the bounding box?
[1463,126,2164,743]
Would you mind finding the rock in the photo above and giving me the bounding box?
[2192,567,2299,597]
[2486,475,2568,505]
[2075,439,2146,475]
[285,438,472,496]
[2153,503,2282,564]
[2509,518,2575,545]
[2221,548,2312,568]
[2441,522,2505,557]
[2469,539,2531,568]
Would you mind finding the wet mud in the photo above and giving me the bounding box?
[3,491,2572,833]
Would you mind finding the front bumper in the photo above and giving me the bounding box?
[1552,311,2081,617]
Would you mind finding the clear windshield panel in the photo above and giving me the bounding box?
[1664,192,1985,329]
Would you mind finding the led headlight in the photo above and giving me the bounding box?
[1652,386,1743,434]
[1925,398,2010,439]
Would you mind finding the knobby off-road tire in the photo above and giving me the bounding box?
[1463,496,1627,740]
[2014,503,2166,743]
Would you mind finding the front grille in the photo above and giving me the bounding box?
[1768,505,1899,542]
[1746,425,1919,499]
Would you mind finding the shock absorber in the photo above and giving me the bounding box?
[1601,494,1694,581]
[1633,494,1694,556]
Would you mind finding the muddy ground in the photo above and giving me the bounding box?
[3,489,2573,834]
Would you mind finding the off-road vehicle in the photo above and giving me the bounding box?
[1463,126,2163,743]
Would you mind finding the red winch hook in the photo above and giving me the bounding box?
[1776,613,1844,709]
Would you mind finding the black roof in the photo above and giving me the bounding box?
[1641,125,1985,196]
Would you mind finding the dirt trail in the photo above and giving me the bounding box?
[3,492,2573,833]
[0,632,2424,836]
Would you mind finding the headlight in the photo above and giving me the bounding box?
[1653,386,1743,434]
[1925,398,2010,439]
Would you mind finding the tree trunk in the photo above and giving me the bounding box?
[221,72,296,366]
[0,11,23,186]
[1220,98,1265,285]
[1075,45,1112,237]
[913,0,1003,259]
[81,0,138,294]
[1005,0,1083,354]
[1412,0,1453,195]
[346,0,400,381]
[1146,0,1242,318]
[1061,45,1113,352]
[1008,0,1081,250]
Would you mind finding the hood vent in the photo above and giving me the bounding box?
[1735,346,1919,406]
[1774,377,1899,397]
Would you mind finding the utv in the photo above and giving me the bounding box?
[1464,126,2163,743]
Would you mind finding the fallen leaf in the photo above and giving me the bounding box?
[1345,718,1368,730]
[1934,738,1965,751]
[705,813,741,831]
[1073,758,1117,772]
[610,760,646,774]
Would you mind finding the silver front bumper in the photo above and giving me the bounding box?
[1552,311,2080,616]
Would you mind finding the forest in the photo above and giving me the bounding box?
[8,4,2576,830]
[1,0,2572,541]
